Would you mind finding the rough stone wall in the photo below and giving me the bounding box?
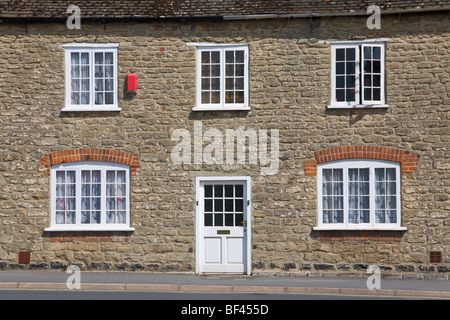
[0,12,448,277]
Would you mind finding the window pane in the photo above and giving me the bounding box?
[387,210,397,223]
[225,199,233,212]
[71,52,79,65]
[214,199,223,212]
[56,212,65,224]
[360,210,370,223]
[364,60,372,73]
[336,76,345,88]
[204,185,213,197]
[211,65,220,77]
[323,169,332,182]
[364,88,372,100]
[373,46,381,59]
[235,78,244,90]
[81,211,90,224]
[214,185,223,197]
[359,169,369,181]
[204,199,213,212]
[375,210,385,223]
[71,66,80,78]
[235,185,243,197]
[211,51,220,64]
[211,91,220,104]
[201,51,210,63]
[95,52,103,64]
[226,51,234,63]
[349,210,358,223]
[105,52,114,64]
[336,62,345,75]
[225,214,233,226]
[202,65,210,77]
[95,66,103,77]
[235,91,244,103]
[211,78,220,91]
[346,89,355,102]
[81,53,89,65]
[235,50,244,63]
[107,211,115,224]
[333,169,343,181]
[235,199,243,212]
[336,49,345,61]
[336,89,345,102]
[373,75,380,87]
[92,198,101,210]
[105,66,114,78]
[364,46,371,59]
[346,62,355,75]
[201,92,210,104]
[66,212,76,224]
[225,91,234,104]
[95,92,103,105]
[334,210,343,223]
[225,185,233,197]
[56,198,65,210]
[373,61,381,73]
[92,211,101,224]
[105,92,114,104]
[214,213,223,226]
[235,214,244,226]
[204,213,213,226]
[235,64,244,77]
[375,168,384,181]
[386,168,396,181]
[202,78,210,90]
[346,76,355,88]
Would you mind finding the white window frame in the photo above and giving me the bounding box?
[314,160,405,231]
[46,161,133,232]
[190,43,249,111]
[61,43,120,112]
[328,40,388,109]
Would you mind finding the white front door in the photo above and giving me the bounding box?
[196,177,251,274]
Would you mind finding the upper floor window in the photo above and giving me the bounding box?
[189,44,249,111]
[47,161,131,231]
[62,44,119,111]
[328,41,387,109]
[316,160,403,230]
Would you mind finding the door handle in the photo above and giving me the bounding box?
[242,220,247,227]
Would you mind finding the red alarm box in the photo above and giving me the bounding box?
[127,74,138,92]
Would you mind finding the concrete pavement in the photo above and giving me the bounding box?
[0,270,448,299]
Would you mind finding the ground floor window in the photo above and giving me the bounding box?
[316,160,403,230]
[47,161,132,231]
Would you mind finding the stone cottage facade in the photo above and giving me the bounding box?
[0,1,448,278]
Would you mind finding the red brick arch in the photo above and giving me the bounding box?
[40,148,141,176]
[304,146,419,176]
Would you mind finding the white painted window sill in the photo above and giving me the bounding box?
[192,106,251,112]
[61,107,121,112]
[313,226,407,231]
[327,104,390,109]
[45,227,135,232]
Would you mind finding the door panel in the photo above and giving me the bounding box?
[204,237,221,264]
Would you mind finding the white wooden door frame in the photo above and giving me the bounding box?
[195,176,252,275]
